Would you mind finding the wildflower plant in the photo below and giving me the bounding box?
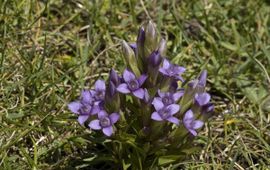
[68,21,214,169]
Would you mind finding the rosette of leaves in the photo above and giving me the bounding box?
[68,21,214,169]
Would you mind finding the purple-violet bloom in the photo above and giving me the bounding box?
[159,59,186,81]
[116,69,147,99]
[188,70,207,90]
[156,89,184,106]
[148,51,162,68]
[195,92,214,114]
[107,69,121,97]
[151,98,180,125]
[183,109,204,136]
[91,80,106,101]
[88,110,120,137]
[68,90,100,125]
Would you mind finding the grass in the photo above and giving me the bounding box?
[0,0,270,169]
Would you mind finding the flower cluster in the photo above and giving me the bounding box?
[68,21,214,141]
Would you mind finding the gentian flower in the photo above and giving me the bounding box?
[156,89,184,106]
[117,69,147,99]
[91,80,106,101]
[68,90,100,125]
[107,69,121,97]
[159,59,186,81]
[183,109,204,136]
[188,70,207,91]
[151,98,180,125]
[88,110,120,137]
[195,92,214,114]
[148,51,162,68]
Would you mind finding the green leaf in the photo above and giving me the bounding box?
[158,155,182,166]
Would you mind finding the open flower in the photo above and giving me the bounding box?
[195,92,214,114]
[88,110,120,136]
[183,109,204,136]
[151,98,180,125]
[68,90,100,125]
[116,69,147,99]
[91,80,106,101]
[156,89,184,106]
[159,59,186,81]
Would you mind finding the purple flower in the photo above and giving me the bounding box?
[151,98,180,125]
[195,92,214,114]
[89,110,120,137]
[68,90,100,125]
[188,70,207,89]
[159,59,186,81]
[183,109,204,136]
[116,69,147,99]
[156,89,184,106]
[91,80,106,101]
[107,69,121,97]
[148,51,162,68]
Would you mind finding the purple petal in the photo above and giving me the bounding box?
[95,80,106,91]
[192,120,204,129]
[157,90,165,98]
[172,91,184,101]
[68,101,82,114]
[152,98,164,111]
[117,83,131,94]
[188,129,198,136]
[102,126,114,136]
[89,120,101,130]
[78,115,89,125]
[109,81,116,96]
[123,69,136,82]
[167,104,180,115]
[98,110,108,119]
[175,66,186,74]
[166,116,180,125]
[91,104,100,114]
[143,89,150,103]
[132,88,144,99]
[159,68,168,75]
[109,69,120,85]
[174,75,184,82]
[162,59,171,69]
[81,90,92,103]
[109,113,120,124]
[198,70,207,87]
[184,110,194,121]
[138,74,147,86]
[151,112,163,121]
[195,93,211,106]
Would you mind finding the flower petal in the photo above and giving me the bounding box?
[159,68,168,75]
[162,59,170,69]
[167,104,180,115]
[95,80,106,91]
[132,88,144,99]
[175,66,186,74]
[138,74,147,86]
[172,91,184,101]
[117,83,131,94]
[123,69,136,82]
[81,90,92,103]
[151,112,163,121]
[152,98,164,111]
[166,116,180,125]
[157,90,165,98]
[91,104,100,114]
[89,120,101,130]
[78,115,89,125]
[192,120,204,129]
[98,110,108,119]
[184,109,194,122]
[188,129,198,136]
[102,126,114,136]
[198,70,207,87]
[109,113,120,124]
[195,93,211,106]
[68,101,82,114]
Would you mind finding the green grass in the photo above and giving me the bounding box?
[1,0,270,169]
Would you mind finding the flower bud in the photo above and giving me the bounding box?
[148,51,162,68]
[158,38,166,57]
[144,21,158,58]
[122,40,141,77]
